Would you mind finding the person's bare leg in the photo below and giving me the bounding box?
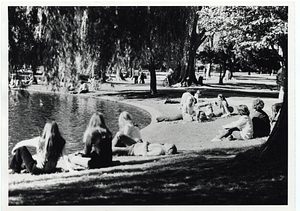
[112,146,130,155]
[70,156,90,168]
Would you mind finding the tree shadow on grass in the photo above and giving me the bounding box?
[9,148,287,205]
[100,85,278,102]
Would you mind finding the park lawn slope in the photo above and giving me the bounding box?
[8,143,287,205]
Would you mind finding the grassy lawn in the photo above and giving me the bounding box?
[7,73,288,206]
[8,147,287,205]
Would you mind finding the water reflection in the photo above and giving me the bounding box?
[8,90,151,157]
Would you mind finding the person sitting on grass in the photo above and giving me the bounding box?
[213,94,234,117]
[270,102,282,132]
[251,98,271,138]
[9,121,74,174]
[157,95,196,122]
[71,112,113,169]
[78,80,89,94]
[210,105,253,142]
[180,90,196,106]
[194,90,202,103]
[112,111,143,146]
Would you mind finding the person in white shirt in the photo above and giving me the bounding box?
[9,121,73,174]
[211,105,253,142]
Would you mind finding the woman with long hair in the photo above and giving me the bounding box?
[111,111,142,154]
[9,121,73,174]
[72,112,113,169]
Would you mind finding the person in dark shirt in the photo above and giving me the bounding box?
[72,113,112,169]
[251,98,271,138]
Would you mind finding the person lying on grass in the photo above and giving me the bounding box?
[112,111,177,156]
[9,121,74,174]
[113,141,177,156]
[71,112,113,169]
[157,95,197,122]
[211,104,253,142]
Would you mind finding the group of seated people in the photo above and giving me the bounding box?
[9,88,282,175]
[157,90,233,123]
[210,99,282,142]
[67,80,89,94]
[9,74,35,89]
[9,111,177,175]
[159,89,282,142]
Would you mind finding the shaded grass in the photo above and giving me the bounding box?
[9,147,287,205]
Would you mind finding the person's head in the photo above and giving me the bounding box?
[271,102,282,118]
[187,89,196,95]
[218,94,225,101]
[195,90,203,96]
[88,112,108,129]
[89,126,112,154]
[163,143,177,155]
[252,98,265,111]
[39,121,66,160]
[197,111,207,122]
[84,113,111,143]
[118,111,134,129]
[236,105,250,116]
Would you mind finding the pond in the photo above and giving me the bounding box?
[8,90,151,158]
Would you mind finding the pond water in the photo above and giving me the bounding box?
[8,90,151,157]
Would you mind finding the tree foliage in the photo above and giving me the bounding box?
[197,6,288,84]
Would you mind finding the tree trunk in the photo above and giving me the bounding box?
[149,60,157,95]
[101,66,106,83]
[206,63,211,78]
[260,93,287,164]
[261,36,288,165]
[182,12,207,86]
[218,68,223,84]
[115,67,125,81]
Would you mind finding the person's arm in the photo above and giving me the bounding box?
[11,137,40,155]
[83,134,92,156]
[223,116,246,129]
[123,124,132,137]
[222,101,231,114]
[62,146,75,172]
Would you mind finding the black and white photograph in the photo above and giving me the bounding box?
[2,1,296,209]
